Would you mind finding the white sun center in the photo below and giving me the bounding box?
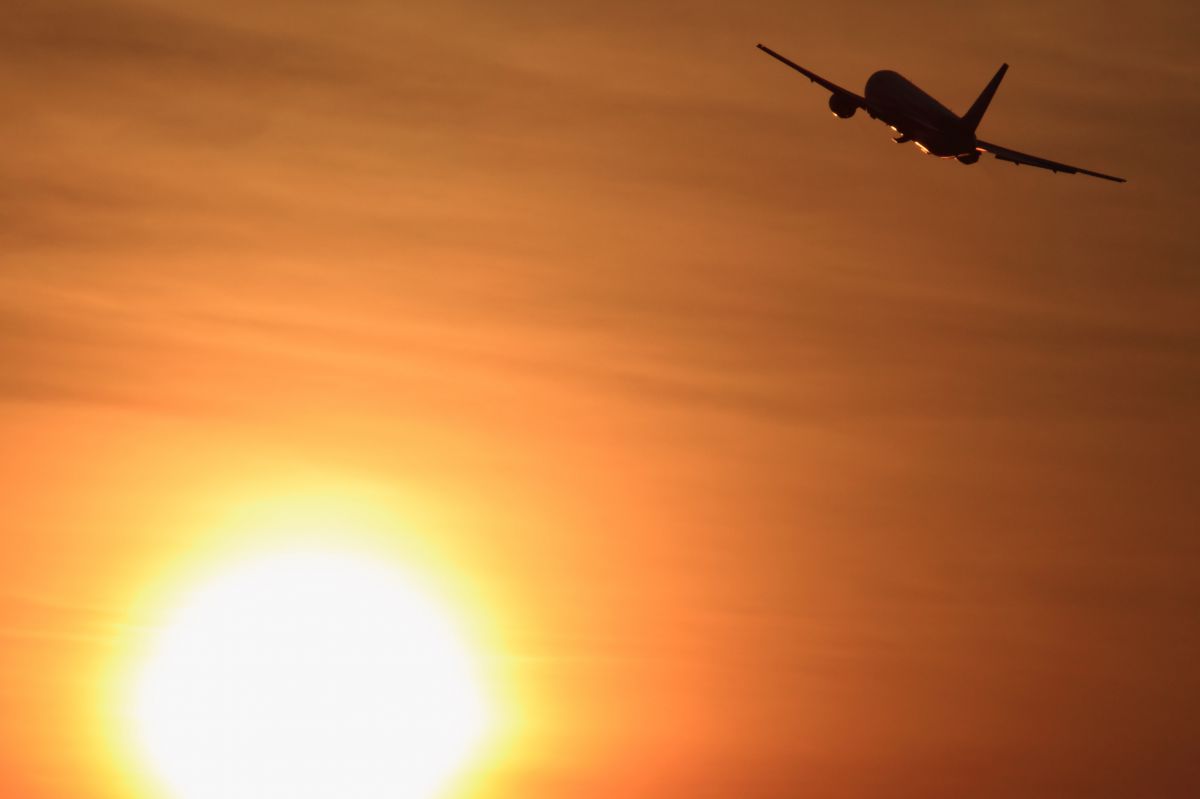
[130,550,490,799]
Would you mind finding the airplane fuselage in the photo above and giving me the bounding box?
[863,70,975,158]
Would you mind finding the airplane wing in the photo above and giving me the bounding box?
[756,44,866,108]
[975,139,1126,183]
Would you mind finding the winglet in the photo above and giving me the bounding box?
[962,63,1008,133]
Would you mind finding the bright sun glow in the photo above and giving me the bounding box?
[131,549,491,799]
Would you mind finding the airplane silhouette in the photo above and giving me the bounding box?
[757,44,1125,183]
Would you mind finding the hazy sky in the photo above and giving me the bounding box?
[2,1,1198,797]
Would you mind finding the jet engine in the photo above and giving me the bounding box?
[828,93,857,119]
[957,151,981,165]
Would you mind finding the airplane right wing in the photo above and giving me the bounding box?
[756,44,866,109]
[976,139,1126,183]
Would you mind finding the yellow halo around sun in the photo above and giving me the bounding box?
[128,548,492,799]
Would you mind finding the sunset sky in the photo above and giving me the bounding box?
[3,1,1198,797]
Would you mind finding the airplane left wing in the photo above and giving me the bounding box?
[976,139,1126,183]
[756,44,866,108]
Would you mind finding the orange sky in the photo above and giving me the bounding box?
[2,1,1199,797]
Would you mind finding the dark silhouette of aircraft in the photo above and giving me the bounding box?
[756,44,1125,183]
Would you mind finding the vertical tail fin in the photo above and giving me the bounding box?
[962,63,1007,133]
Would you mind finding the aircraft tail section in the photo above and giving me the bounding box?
[962,63,1007,133]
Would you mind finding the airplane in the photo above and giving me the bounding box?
[756,43,1125,183]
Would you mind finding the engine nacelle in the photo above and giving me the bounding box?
[828,93,858,119]
[956,151,981,165]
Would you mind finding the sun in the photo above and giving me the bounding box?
[129,548,492,799]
